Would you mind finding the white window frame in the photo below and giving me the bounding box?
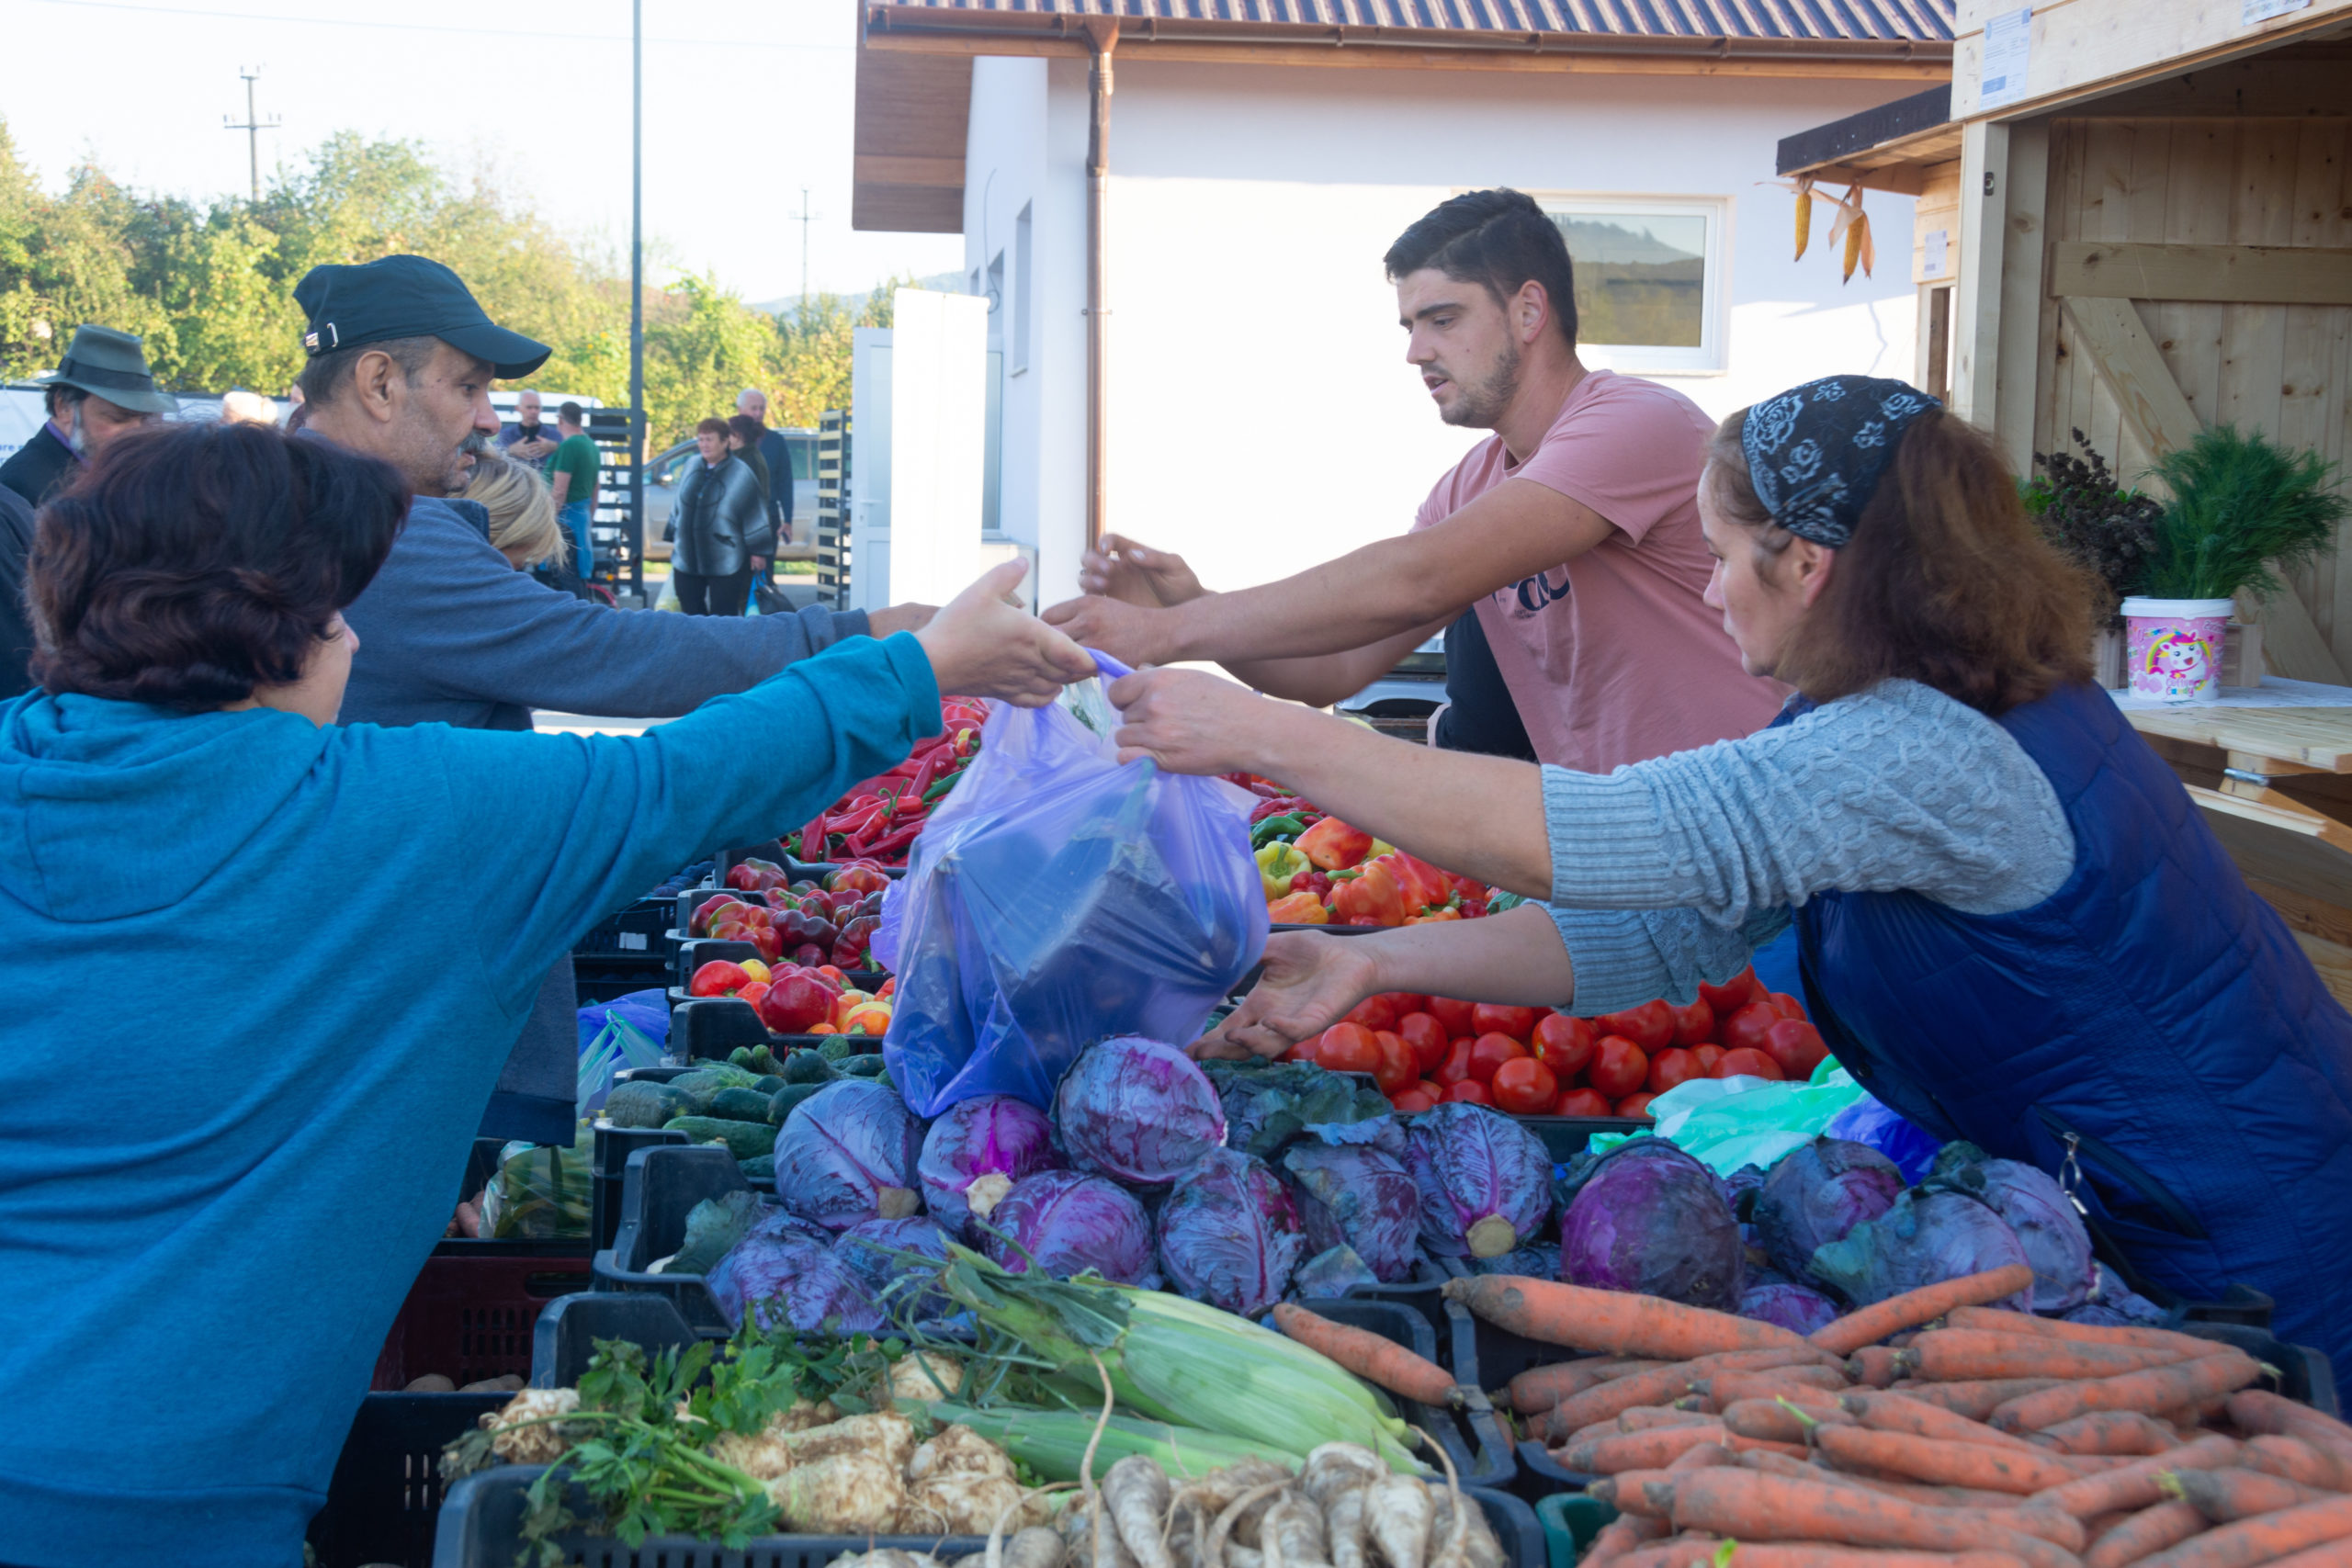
[1529,193,1730,376]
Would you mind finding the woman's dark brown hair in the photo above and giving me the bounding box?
[30,421,409,709]
[726,413,765,450]
[1708,405,2097,716]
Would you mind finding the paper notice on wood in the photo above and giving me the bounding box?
[1979,7,2033,109]
[1924,229,1949,278]
[2243,0,2312,21]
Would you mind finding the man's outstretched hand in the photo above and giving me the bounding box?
[915,560,1095,706]
[1079,534,1207,608]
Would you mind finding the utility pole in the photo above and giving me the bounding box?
[789,187,818,311]
[221,66,279,203]
[628,0,646,599]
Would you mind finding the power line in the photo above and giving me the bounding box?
[220,65,280,203]
[17,0,851,50]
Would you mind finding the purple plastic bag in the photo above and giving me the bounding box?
[775,1080,922,1232]
[1406,1101,1553,1260]
[1156,1149,1306,1316]
[918,1095,1062,1241]
[877,654,1268,1118]
[1057,1036,1227,1189]
[981,1169,1157,1284]
[1822,1093,1943,1186]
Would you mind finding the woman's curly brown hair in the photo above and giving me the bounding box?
[29,421,409,709]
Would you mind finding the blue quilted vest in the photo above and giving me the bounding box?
[1785,682,2352,1364]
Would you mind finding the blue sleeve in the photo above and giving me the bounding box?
[340,498,870,721]
[372,631,943,1013]
[1548,906,1791,1017]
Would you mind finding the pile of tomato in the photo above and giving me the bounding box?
[1281,965,1830,1119]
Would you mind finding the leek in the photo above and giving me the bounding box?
[930,1404,1305,1481]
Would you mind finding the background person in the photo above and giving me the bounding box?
[0,486,31,699]
[291,254,936,1144]
[0,418,1090,1564]
[668,415,771,617]
[497,387,558,461]
[728,412,776,604]
[464,450,568,570]
[0,325,176,506]
[545,400,600,574]
[1107,377,2352,1367]
[738,385,794,546]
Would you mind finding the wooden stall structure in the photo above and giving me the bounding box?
[1778,1,2352,998]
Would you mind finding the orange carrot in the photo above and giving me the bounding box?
[1445,1274,1817,1358]
[1668,1441,1739,1472]
[2040,1414,2183,1458]
[1901,1328,2200,1382]
[2031,1435,2243,1519]
[1853,1347,1905,1388]
[2084,1500,2207,1568]
[1589,1468,1679,1518]
[1726,1396,1858,1446]
[2163,1466,2331,1522]
[1809,1265,2039,1357]
[1948,1306,2224,1359]
[1814,1423,2084,1494]
[1990,1354,2263,1435]
[2260,1542,2352,1568]
[1651,1465,2075,1566]
[1724,1432,1815,1461]
[1620,1547,2030,1568]
[1582,1512,1671,1565]
[1873,1378,2067,1421]
[2224,1393,2352,1465]
[2241,1436,2352,1494]
[1271,1302,1458,1407]
[1842,1391,2052,1454]
[1704,1367,1855,1404]
[1507,1357,1667,1412]
[1563,1421,1733,1474]
[1566,1406,1717,1449]
[2129,1494,2352,1568]
[1546,1351,1833,1438]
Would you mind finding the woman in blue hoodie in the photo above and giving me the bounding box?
[0,422,1092,1567]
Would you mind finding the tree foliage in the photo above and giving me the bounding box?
[0,120,891,450]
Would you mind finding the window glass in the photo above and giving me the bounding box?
[1554,213,1707,348]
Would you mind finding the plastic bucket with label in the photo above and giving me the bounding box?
[2121,596,2233,703]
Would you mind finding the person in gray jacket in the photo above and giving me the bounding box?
[290,254,935,1142]
[669,416,769,615]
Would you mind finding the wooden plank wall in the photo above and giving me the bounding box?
[2036,116,2352,662]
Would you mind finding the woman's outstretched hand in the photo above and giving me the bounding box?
[1190,931,1381,1061]
[915,560,1097,707]
[1108,666,1295,775]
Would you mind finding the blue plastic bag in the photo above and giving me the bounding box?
[876,653,1268,1117]
[576,990,669,1116]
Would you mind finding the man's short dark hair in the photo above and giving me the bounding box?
[29,422,409,708]
[295,333,439,409]
[559,400,583,425]
[44,384,86,421]
[1385,188,1578,351]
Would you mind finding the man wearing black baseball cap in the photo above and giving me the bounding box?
[296,254,940,1143]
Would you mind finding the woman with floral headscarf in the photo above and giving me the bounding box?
[1110,375,2352,1364]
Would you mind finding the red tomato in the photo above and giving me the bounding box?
[1668,999,1716,1047]
[1763,1019,1829,1079]
[1444,1078,1493,1106]
[1427,997,1477,1038]
[1385,992,1433,1020]
[1531,1012,1596,1079]
[1283,1032,1323,1066]
[1770,991,1809,1021]
[1466,1032,1529,1084]
[1342,995,1400,1033]
[1593,998,1674,1053]
[1718,1001,1782,1056]
[1396,1011,1451,1075]
[1372,1031,1416,1094]
[1434,1039,1477,1087]
[1555,1086,1613,1117]
[1647,1046,1704,1095]
[1699,966,1761,1016]
[1389,1087,1438,1114]
[1490,1056,1560,1115]
[1713,1046,1787,1081]
[1691,1043,1725,1077]
[1317,1022,1382,1077]
[1470,1003,1539,1043]
[1587,1035,1650,1099]
[1616,1092,1659,1120]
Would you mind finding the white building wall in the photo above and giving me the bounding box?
[964,58,1923,604]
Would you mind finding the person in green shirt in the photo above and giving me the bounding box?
[545,400,601,573]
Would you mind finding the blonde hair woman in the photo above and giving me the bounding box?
[463,451,568,570]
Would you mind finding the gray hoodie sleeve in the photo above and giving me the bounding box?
[341,497,870,725]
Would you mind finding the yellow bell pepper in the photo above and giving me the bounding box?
[1256,840,1311,901]
[1368,840,1397,863]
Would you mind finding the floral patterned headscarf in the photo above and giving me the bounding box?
[1738,375,1939,547]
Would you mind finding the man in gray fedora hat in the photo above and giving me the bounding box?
[0,324,177,506]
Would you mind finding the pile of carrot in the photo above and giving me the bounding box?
[1442,1269,2352,1567]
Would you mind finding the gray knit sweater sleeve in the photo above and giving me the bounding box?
[1545,680,2076,1016]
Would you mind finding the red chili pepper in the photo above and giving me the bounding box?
[863,819,924,862]
[795,814,830,861]
[908,750,944,799]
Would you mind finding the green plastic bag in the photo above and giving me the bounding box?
[481,1125,594,1239]
[1588,1055,1866,1176]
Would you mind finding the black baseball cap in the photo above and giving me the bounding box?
[292,254,551,379]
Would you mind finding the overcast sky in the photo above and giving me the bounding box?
[2,0,964,305]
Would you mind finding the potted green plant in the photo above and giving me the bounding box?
[2022,431,2162,687]
[2121,425,2347,704]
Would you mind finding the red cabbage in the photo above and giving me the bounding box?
[918,1095,1061,1240]
[1928,1145,2097,1313]
[836,1215,956,1319]
[775,1080,923,1232]
[982,1168,1156,1284]
[1055,1036,1227,1188]
[1156,1148,1306,1315]
[1807,1189,2032,1310]
[1560,1139,1745,1309]
[1282,1140,1422,1283]
[1740,1277,1842,1336]
[708,1233,884,1334]
[1754,1137,1905,1280]
[1405,1101,1553,1259]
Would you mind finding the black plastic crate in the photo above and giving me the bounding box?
[532,1291,709,1386]
[669,998,888,1062]
[594,1144,751,1333]
[1290,1296,1515,1491]
[574,955,672,1007]
[576,896,673,959]
[591,1121,690,1252]
[1513,1117,1652,1164]
[435,1471,1539,1568]
[309,1390,507,1568]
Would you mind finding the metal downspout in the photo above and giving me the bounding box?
[1084,17,1116,552]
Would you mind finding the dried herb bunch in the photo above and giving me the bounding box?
[2021,430,2161,619]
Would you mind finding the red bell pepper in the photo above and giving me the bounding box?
[1381,851,1455,915]
[1295,817,1374,872]
[1327,859,1407,925]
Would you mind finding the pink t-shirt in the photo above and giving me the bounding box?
[1412,370,1788,773]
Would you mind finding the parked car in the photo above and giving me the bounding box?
[2,383,274,469]
[642,428,819,560]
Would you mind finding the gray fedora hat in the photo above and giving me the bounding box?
[43,325,177,415]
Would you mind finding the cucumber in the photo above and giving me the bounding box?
[740,1155,776,1182]
[752,1074,785,1096]
[603,1079,688,1129]
[781,1050,838,1086]
[750,1045,784,1077]
[768,1080,828,1125]
[662,1115,777,1162]
[729,1046,756,1069]
[817,1035,856,1065]
[708,1087,775,1123]
[839,1053,888,1077]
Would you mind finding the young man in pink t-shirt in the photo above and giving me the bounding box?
[1045,188,1784,774]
